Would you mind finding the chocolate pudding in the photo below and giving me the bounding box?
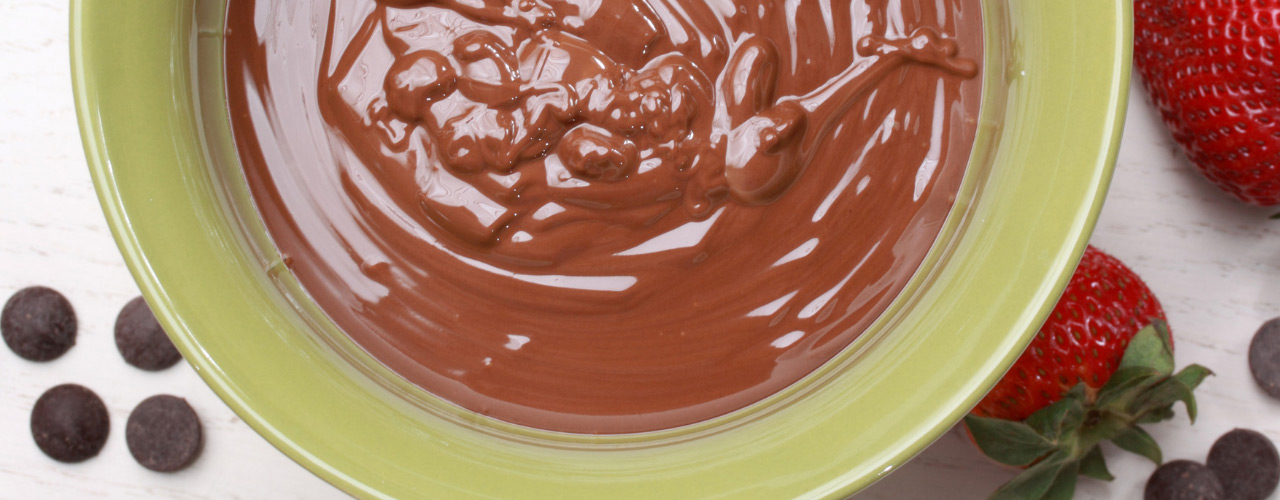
[225,0,983,433]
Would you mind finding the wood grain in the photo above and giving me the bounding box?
[2,1,1276,498]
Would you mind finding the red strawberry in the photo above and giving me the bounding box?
[1134,1,1280,206]
[973,246,1169,421]
[965,246,1211,500]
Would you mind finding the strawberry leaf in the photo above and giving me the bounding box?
[1130,364,1211,423]
[965,415,1056,467]
[1173,364,1212,391]
[1168,364,1212,422]
[1112,426,1162,465]
[1131,378,1190,417]
[1078,411,1130,445]
[1271,211,1280,220]
[1136,404,1176,424]
[1079,445,1114,481]
[1025,385,1085,440]
[988,456,1070,500]
[1095,366,1162,409]
[1117,322,1175,376]
[1042,460,1080,500]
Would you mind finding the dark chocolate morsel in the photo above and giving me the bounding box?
[114,296,182,371]
[30,384,110,463]
[2,286,77,361]
[126,395,203,472]
[1145,460,1224,500]
[1249,318,1280,399]
[1206,428,1280,500]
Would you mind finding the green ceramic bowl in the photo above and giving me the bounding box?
[71,1,1129,498]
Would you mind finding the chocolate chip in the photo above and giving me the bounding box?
[126,395,202,472]
[30,384,109,463]
[114,296,181,371]
[1145,460,1224,500]
[2,286,77,361]
[1207,429,1280,500]
[1249,318,1280,400]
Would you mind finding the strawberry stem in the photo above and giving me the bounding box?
[966,323,1213,500]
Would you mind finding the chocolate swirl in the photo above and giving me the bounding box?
[227,0,984,433]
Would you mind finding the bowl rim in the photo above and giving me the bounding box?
[70,1,1131,498]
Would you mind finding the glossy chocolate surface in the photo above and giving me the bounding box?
[226,0,983,433]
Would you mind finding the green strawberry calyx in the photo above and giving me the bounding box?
[964,321,1212,500]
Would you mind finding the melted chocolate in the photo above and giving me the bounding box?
[226,0,983,433]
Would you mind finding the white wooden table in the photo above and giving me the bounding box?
[2,1,1277,498]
